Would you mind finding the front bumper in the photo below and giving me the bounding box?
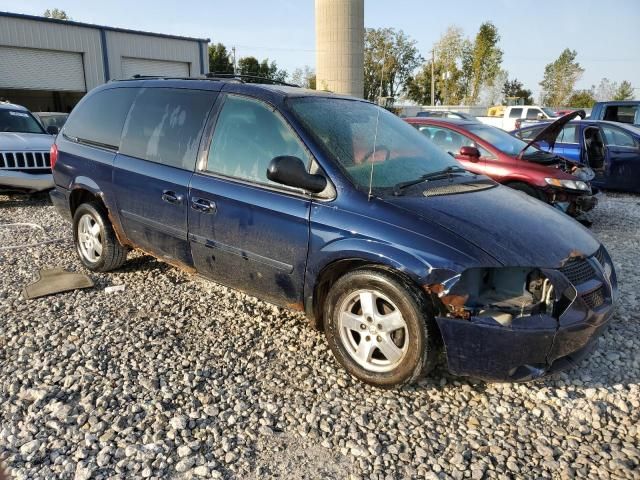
[0,169,54,192]
[435,253,616,382]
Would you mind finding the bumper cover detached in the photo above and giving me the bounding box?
[0,169,54,192]
[435,257,616,382]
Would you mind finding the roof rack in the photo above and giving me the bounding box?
[205,73,300,88]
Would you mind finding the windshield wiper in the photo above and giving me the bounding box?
[392,166,467,196]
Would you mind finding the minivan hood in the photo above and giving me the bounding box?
[383,184,599,267]
[0,132,53,151]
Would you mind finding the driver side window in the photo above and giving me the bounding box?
[206,95,311,185]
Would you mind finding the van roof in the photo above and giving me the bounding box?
[0,101,28,111]
[108,76,363,102]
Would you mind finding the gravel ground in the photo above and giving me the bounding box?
[0,192,638,480]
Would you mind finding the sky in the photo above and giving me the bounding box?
[2,0,639,99]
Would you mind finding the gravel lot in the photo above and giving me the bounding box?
[0,192,638,480]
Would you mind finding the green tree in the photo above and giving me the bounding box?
[208,43,234,74]
[433,26,465,105]
[567,89,596,108]
[290,66,316,89]
[364,28,422,102]
[613,80,634,100]
[539,49,584,107]
[43,8,70,19]
[405,60,443,105]
[502,78,534,105]
[237,57,287,83]
[467,22,503,105]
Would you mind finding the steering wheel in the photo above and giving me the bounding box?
[361,145,391,164]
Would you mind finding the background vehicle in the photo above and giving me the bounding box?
[513,120,640,193]
[34,112,69,132]
[406,115,597,216]
[415,110,477,121]
[0,102,54,193]
[589,101,639,126]
[477,105,557,131]
[51,78,614,387]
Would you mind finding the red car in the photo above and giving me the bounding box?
[405,113,597,217]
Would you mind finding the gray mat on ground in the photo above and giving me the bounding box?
[22,268,94,299]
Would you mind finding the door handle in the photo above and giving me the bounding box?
[191,197,216,214]
[161,190,184,205]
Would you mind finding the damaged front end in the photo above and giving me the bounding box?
[425,249,616,381]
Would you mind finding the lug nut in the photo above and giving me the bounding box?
[365,336,371,341]
[360,324,366,330]
[376,336,382,342]
[366,316,373,323]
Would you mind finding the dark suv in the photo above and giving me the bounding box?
[50,78,617,387]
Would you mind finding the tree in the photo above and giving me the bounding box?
[364,28,422,102]
[43,8,70,19]
[467,22,503,105]
[237,57,287,83]
[290,66,316,89]
[208,43,234,74]
[567,89,596,108]
[502,77,534,105]
[594,78,617,102]
[613,80,634,100]
[432,26,465,105]
[480,69,508,106]
[539,49,584,107]
[405,60,443,105]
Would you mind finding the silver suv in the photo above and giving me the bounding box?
[0,101,55,193]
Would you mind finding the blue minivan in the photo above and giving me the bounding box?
[50,78,617,387]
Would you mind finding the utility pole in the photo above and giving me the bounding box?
[232,46,237,74]
[431,49,435,106]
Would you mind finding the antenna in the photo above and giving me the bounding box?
[368,47,386,201]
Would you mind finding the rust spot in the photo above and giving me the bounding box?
[441,293,470,320]
[423,283,445,294]
[106,207,131,248]
[286,301,304,312]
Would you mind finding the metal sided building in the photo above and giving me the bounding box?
[0,11,209,112]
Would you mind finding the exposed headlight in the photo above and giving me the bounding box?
[545,178,589,191]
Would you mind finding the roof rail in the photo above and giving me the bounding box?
[205,72,300,88]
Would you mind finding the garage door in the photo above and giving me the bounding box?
[0,46,86,92]
[121,57,190,79]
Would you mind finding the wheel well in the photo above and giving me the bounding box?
[69,189,104,216]
[311,260,426,330]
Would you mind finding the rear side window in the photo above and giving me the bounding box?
[120,88,216,170]
[63,88,137,148]
[601,125,636,147]
[509,108,523,118]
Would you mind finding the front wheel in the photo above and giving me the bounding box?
[323,269,439,388]
[73,202,128,272]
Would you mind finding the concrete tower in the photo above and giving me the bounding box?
[315,0,364,98]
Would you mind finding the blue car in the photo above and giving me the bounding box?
[513,120,640,193]
[50,77,616,387]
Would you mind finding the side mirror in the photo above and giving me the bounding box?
[267,156,327,193]
[459,146,481,162]
[46,125,59,135]
[537,113,544,120]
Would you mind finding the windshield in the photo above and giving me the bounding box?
[288,98,459,190]
[542,107,558,118]
[0,110,46,134]
[466,124,538,156]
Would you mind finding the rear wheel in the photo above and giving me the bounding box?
[73,202,128,272]
[323,269,438,388]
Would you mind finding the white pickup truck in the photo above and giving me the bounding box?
[477,106,558,131]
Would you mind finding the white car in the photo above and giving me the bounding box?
[0,102,55,193]
[477,106,558,131]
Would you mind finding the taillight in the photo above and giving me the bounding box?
[50,143,58,170]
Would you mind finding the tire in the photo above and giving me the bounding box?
[506,181,544,200]
[73,202,128,272]
[323,269,439,388]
